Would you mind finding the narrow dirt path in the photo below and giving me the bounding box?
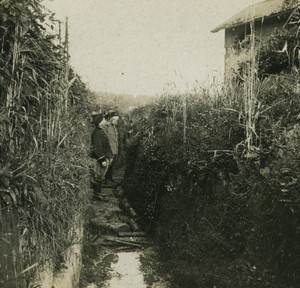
[79,168,170,288]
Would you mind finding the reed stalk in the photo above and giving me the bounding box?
[243,21,259,156]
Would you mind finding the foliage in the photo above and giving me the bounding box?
[0,0,93,285]
[233,3,300,78]
[259,28,300,77]
[123,6,300,286]
[124,68,300,287]
[124,88,243,229]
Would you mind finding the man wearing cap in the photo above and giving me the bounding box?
[101,111,119,186]
[90,113,113,200]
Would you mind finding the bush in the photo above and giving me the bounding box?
[0,1,94,285]
[124,70,300,287]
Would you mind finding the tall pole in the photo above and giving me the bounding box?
[64,17,69,112]
[58,20,62,45]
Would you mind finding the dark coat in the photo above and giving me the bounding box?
[102,122,118,155]
[91,127,113,160]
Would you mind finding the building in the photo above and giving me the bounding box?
[212,0,299,78]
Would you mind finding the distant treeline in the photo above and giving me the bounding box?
[91,91,157,114]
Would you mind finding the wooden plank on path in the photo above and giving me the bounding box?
[127,207,137,218]
[118,231,147,237]
[105,237,143,248]
[127,219,139,231]
[117,237,152,245]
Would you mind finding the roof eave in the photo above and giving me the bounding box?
[211,10,290,33]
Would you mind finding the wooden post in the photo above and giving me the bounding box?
[58,20,62,45]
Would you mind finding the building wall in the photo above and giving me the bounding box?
[224,15,287,79]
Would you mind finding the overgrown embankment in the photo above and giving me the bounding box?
[124,71,300,287]
[0,1,94,286]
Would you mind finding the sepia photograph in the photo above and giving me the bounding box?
[0,0,300,287]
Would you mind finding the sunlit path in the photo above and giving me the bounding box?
[106,252,146,288]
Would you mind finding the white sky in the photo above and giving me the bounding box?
[43,0,261,96]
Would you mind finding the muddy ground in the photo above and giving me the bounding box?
[79,169,170,288]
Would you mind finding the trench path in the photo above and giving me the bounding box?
[79,168,170,288]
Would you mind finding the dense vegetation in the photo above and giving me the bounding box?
[0,0,299,287]
[124,5,300,287]
[0,1,93,286]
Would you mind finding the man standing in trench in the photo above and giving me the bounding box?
[101,111,119,186]
[90,113,113,200]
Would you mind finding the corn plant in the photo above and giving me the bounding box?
[0,1,92,286]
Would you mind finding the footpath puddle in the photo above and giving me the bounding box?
[106,252,146,288]
[79,169,170,288]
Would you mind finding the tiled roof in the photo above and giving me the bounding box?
[211,0,298,32]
